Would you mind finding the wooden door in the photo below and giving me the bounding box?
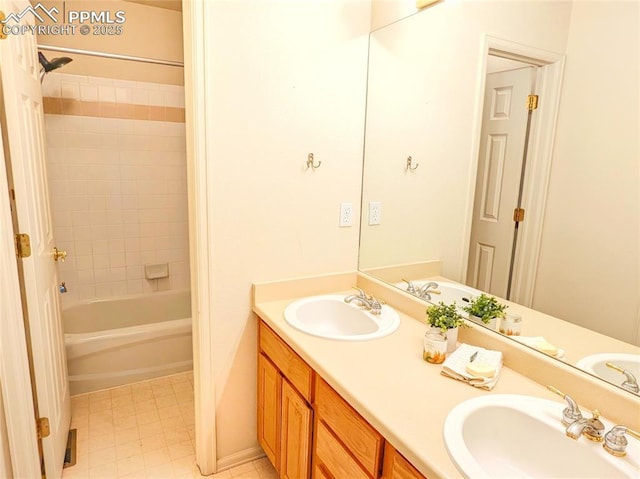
[280,379,312,479]
[0,1,71,477]
[257,353,281,469]
[467,67,534,298]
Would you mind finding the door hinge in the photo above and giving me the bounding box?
[36,417,50,439]
[527,95,539,111]
[513,207,525,222]
[15,233,31,258]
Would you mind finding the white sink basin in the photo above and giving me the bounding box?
[283,294,400,341]
[576,353,640,390]
[396,280,481,307]
[444,394,640,478]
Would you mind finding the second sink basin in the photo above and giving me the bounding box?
[444,394,639,478]
[576,353,640,392]
[283,294,400,341]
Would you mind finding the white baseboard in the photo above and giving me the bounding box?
[215,446,266,472]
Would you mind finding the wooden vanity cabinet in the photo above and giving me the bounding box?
[257,319,428,479]
[381,443,427,479]
[258,321,314,478]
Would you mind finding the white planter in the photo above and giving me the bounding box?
[469,314,497,330]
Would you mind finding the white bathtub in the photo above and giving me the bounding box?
[64,290,192,395]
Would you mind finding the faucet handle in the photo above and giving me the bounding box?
[547,385,583,425]
[401,279,417,295]
[351,287,367,298]
[603,425,640,457]
[606,362,639,393]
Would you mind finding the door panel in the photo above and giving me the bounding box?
[0,1,71,477]
[467,67,534,297]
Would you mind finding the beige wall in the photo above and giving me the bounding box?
[0,385,11,478]
[200,1,371,462]
[533,1,640,344]
[34,1,183,85]
[360,0,573,279]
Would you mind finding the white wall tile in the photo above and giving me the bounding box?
[80,84,99,102]
[45,96,189,306]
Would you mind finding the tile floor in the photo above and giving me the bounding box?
[62,372,278,479]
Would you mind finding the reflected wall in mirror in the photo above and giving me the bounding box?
[359,0,639,392]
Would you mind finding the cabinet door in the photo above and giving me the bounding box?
[280,380,313,479]
[381,443,427,479]
[315,420,370,479]
[258,353,281,468]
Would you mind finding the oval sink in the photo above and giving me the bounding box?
[283,295,400,341]
[576,353,640,391]
[444,394,639,478]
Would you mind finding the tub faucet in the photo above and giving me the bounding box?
[59,282,67,294]
[416,282,440,300]
[344,288,383,315]
[606,362,639,394]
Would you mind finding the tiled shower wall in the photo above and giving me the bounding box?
[44,73,189,307]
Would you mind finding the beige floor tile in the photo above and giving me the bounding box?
[156,394,179,409]
[137,409,161,425]
[89,461,118,478]
[89,389,112,401]
[139,420,164,438]
[113,403,137,419]
[116,439,143,460]
[143,446,172,468]
[210,471,232,479]
[114,414,138,431]
[168,440,194,461]
[112,394,135,409]
[133,389,155,403]
[135,399,158,414]
[140,433,168,453]
[164,425,190,445]
[117,454,146,476]
[227,461,257,476]
[145,463,176,478]
[153,384,176,398]
[88,446,117,468]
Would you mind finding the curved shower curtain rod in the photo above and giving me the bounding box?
[37,44,184,68]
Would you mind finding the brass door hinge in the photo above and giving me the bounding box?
[527,95,539,111]
[0,12,7,40]
[513,208,525,222]
[37,417,50,439]
[15,233,31,258]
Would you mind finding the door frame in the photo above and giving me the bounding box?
[183,0,218,474]
[461,35,566,307]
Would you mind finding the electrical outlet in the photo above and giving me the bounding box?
[369,201,381,225]
[339,202,353,227]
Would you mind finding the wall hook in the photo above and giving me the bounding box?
[405,155,419,172]
[306,153,321,170]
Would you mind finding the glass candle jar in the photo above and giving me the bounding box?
[500,312,522,336]
[423,331,447,364]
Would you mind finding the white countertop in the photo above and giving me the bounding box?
[254,292,562,478]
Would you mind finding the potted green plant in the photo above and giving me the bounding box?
[462,293,507,330]
[425,301,465,353]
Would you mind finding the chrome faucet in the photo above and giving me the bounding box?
[547,386,604,441]
[606,362,639,394]
[344,288,383,315]
[416,281,440,300]
[603,425,640,457]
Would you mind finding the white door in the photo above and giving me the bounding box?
[0,1,71,477]
[466,67,534,298]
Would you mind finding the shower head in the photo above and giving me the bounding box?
[38,52,73,72]
[38,52,73,82]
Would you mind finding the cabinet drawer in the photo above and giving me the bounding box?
[259,320,313,401]
[315,420,370,479]
[382,442,427,479]
[314,378,383,477]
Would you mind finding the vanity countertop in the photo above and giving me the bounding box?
[253,281,569,478]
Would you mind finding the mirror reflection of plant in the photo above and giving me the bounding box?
[426,301,466,332]
[462,293,507,324]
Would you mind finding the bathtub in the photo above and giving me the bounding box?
[63,290,192,395]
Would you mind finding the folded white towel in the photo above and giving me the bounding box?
[441,343,503,391]
[512,336,565,358]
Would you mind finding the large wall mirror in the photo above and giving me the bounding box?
[359,0,639,394]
